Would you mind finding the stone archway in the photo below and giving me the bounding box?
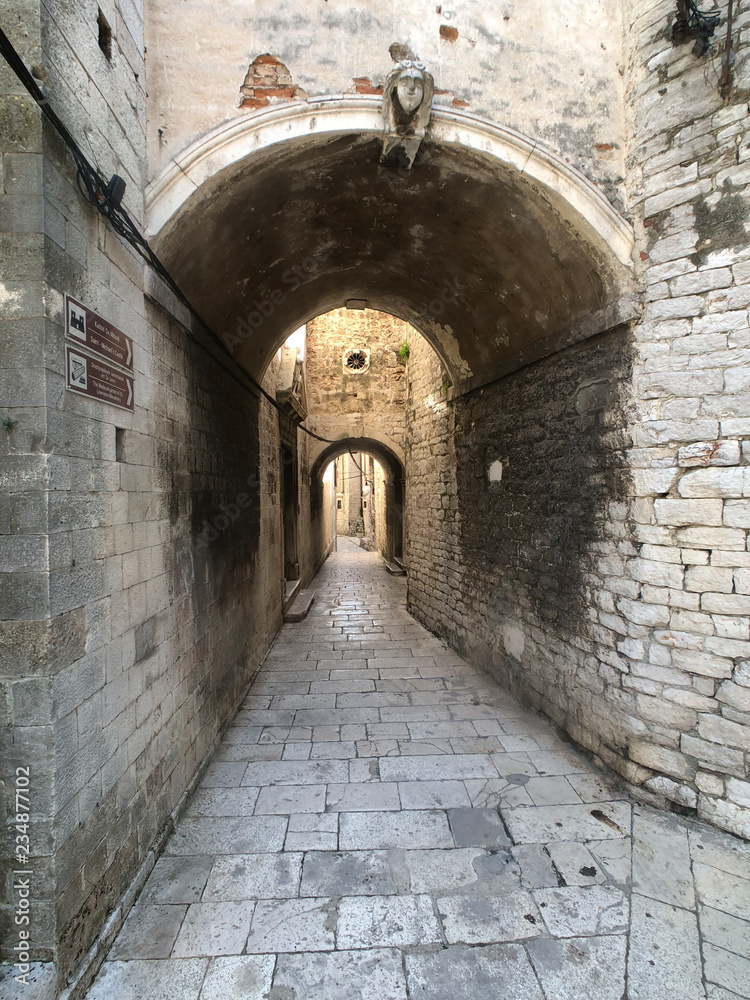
[141,96,651,822]
[145,97,636,384]
[311,437,406,563]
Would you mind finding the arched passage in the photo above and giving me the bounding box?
[143,98,646,838]
[310,436,405,484]
[146,99,635,383]
[311,437,406,563]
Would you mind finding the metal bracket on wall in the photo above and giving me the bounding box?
[672,0,721,56]
[672,0,735,99]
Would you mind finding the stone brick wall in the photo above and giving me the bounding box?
[405,0,750,841]
[620,0,750,836]
[404,336,459,632]
[1,0,52,962]
[48,292,282,983]
[319,461,334,563]
[373,460,387,557]
[1,1,286,984]
[335,456,348,536]
[305,308,409,451]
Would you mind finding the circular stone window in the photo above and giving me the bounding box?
[343,348,370,373]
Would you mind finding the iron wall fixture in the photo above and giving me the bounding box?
[672,0,722,56]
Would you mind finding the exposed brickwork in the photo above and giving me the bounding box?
[351,77,383,96]
[239,55,306,110]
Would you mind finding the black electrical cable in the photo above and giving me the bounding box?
[347,446,374,492]
[719,0,734,99]
[0,26,337,445]
[686,0,722,29]
[673,0,722,54]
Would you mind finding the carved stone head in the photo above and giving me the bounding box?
[383,59,434,137]
[381,57,434,168]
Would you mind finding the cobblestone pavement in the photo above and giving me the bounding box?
[86,538,750,1000]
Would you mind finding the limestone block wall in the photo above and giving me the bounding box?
[405,0,750,841]
[404,336,460,630]
[320,462,335,564]
[620,0,750,835]
[1,0,286,985]
[373,459,388,558]
[305,308,409,451]
[335,457,347,535]
[349,461,365,537]
[405,323,636,762]
[1,0,52,962]
[295,412,336,590]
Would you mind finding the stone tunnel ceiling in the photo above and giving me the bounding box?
[155,131,631,381]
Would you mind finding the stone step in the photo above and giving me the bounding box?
[283,578,301,614]
[283,589,315,622]
[384,560,406,576]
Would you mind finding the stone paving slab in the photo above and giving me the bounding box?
[245,898,335,953]
[300,850,396,896]
[86,959,208,1000]
[337,894,441,948]
[274,949,407,1000]
[199,955,275,1000]
[528,935,627,1000]
[406,944,544,1000]
[85,539,750,1000]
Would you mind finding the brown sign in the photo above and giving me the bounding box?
[66,346,134,411]
[65,294,134,371]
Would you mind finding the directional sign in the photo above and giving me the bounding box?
[65,345,134,411]
[65,294,134,372]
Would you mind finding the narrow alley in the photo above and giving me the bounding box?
[84,539,750,1000]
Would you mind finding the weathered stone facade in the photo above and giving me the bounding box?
[403,0,750,840]
[3,0,750,992]
[1,0,282,985]
[304,308,410,564]
[304,307,409,454]
[620,0,750,833]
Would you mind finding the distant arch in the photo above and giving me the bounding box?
[312,436,405,562]
[310,435,405,484]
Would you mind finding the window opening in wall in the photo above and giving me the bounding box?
[343,348,370,373]
[337,499,342,509]
[97,9,113,61]
[115,427,125,462]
